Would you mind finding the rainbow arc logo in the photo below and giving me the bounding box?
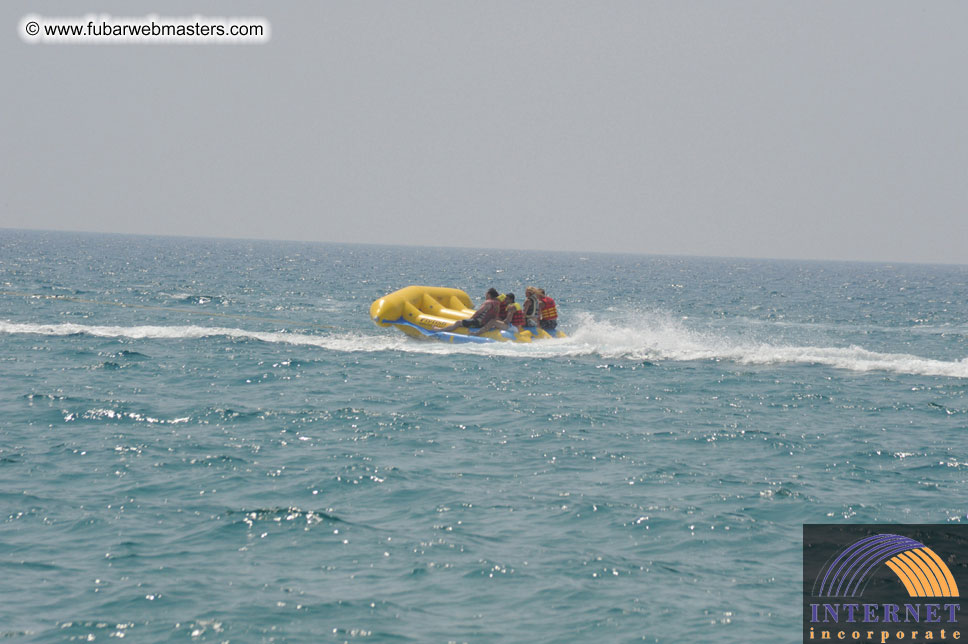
[815,534,960,599]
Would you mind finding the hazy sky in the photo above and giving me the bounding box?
[3,1,966,263]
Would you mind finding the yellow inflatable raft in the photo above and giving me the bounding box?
[370,286,565,344]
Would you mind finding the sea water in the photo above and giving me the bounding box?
[1,229,966,643]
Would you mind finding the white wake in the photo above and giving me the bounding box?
[2,317,967,378]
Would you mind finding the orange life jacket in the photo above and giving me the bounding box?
[539,296,557,321]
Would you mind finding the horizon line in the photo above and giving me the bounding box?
[2,225,966,269]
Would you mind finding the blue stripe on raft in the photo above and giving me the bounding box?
[439,331,494,344]
[523,325,565,338]
[389,319,496,343]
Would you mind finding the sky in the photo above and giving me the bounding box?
[2,1,966,264]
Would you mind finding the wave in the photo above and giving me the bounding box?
[2,317,967,378]
[555,312,968,378]
[0,320,405,353]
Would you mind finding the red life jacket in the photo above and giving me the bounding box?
[497,294,508,320]
[539,296,557,321]
[508,302,525,327]
[473,298,498,324]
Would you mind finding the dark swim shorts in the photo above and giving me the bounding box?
[461,318,484,328]
[539,319,557,330]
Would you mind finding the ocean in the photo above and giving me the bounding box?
[1,229,966,642]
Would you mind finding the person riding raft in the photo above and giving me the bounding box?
[523,286,542,327]
[438,288,500,332]
[473,292,526,335]
[536,288,558,331]
[496,292,508,321]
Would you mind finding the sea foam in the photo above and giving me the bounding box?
[3,317,966,378]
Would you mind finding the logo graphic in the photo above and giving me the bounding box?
[815,533,960,599]
[804,525,966,644]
